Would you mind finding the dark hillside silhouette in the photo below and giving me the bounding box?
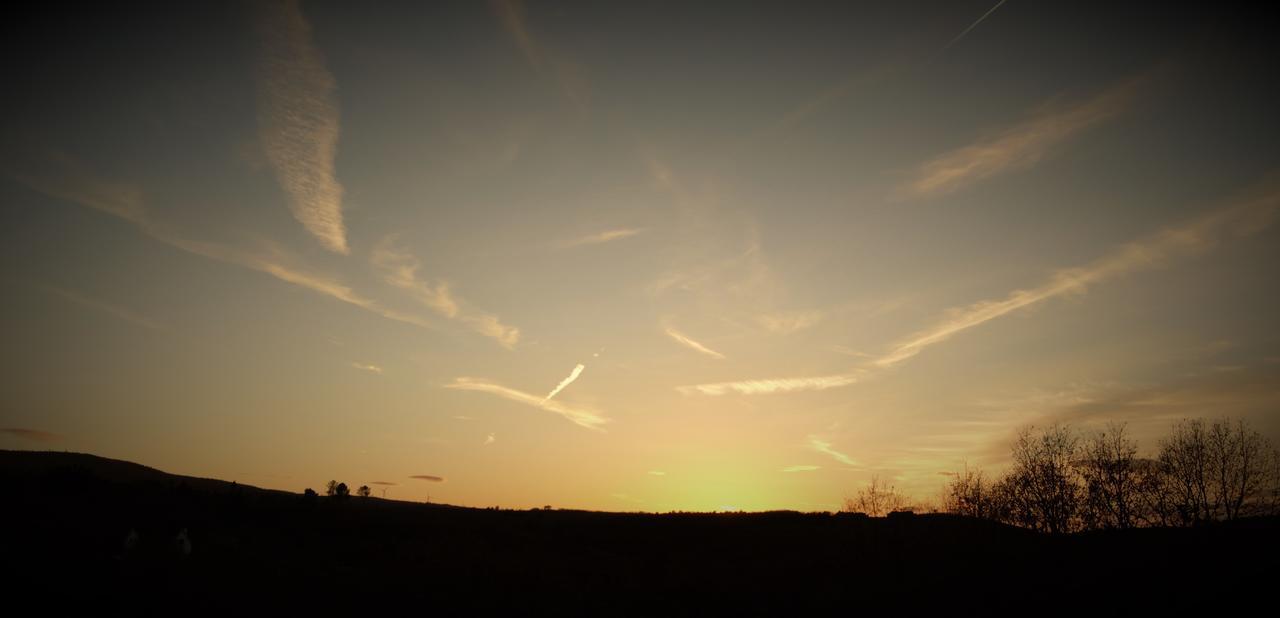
[3,449,1278,615]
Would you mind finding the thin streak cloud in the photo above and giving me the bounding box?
[808,436,859,467]
[255,0,348,254]
[372,237,520,348]
[491,0,589,109]
[409,475,445,483]
[445,377,609,431]
[544,363,585,402]
[677,373,861,396]
[876,181,1280,368]
[782,465,821,473]
[350,362,383,374]
[14,159,436,332]
[1,428,63,442]
[902,75,1149,199]
[756,311,823,335]
[562,228,645,248]
[46,286,168,331]
[680,178,1280,398]
[370,238,459,318]
[664,325,726,360]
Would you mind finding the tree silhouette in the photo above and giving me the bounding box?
[1157,418,1280,524]
[357,485,371,498]
[843,475,908,516]
[1079,422,1142,529]
[325,480,339,496]
[999,424,1081,534]
[940,416,1280,531]
[943,464,994,519]
[334,482,350,499]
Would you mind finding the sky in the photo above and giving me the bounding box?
[2,1,1279,512]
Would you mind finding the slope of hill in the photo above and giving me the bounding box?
[3,450,1276,614]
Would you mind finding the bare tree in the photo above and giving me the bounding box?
[1079,422,1142,529]
[1156,418,1213,524]
[843,475,909,516]
[939,416,1279,532]
[325,480,339,496]
[943,464,994,519]
[1207,418,1280,520]
[1000,424,1082,534]
[357,485,371,498]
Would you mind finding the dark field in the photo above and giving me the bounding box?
[3,450,1276,615]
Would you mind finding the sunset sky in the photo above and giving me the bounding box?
[3,1,1278,511]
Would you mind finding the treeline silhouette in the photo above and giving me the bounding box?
[935,417,1280,533]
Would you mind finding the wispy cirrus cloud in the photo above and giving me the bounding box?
[461,314,521,349]
[372,237,520,348]
[876,180,1280,368]
[663,325,726,360]
[350,362,383,374]
[491,0,589,109]
[13,156,436,332]
[756,311,823,335]
[45,286,168,331]
[544,364,585,402]
[782,465,821,473]
[370,237,458,317]
[445,377,608,431]
[255,0,348,253]
[679,175,1280,398]
[483,433,496,445]
[561,228,645,248]
[677,373,861,396]
[809,436,859,467]
[1,428,63,442]
[902,75,1152,199]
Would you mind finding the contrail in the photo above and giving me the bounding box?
[943,0,1008,51]
[544,363,586,402]
[664,326,726,360]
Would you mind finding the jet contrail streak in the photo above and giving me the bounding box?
[944,0,1008,51]
[545,364,586,402]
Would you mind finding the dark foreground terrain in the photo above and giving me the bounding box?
[3,450,1276,615]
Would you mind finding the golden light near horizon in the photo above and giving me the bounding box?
[2,0,1279,512]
